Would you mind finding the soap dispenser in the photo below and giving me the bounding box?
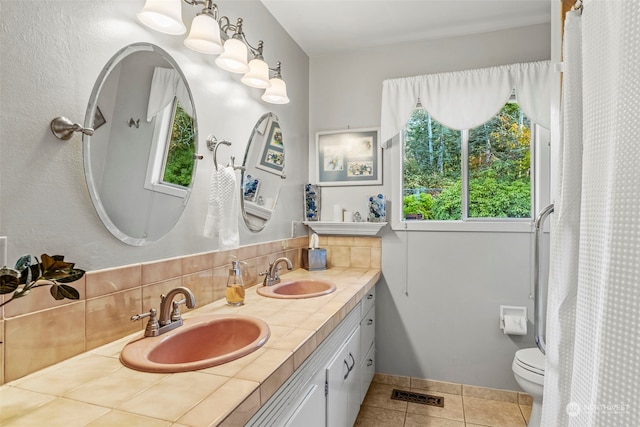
[226,260,245,306]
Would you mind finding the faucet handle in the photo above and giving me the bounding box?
[131,308,159,337]
[171,299,187,322]
[259,270,269,286]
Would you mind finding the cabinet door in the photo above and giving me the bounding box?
[326,338,349,427]
[326,327,360,427]
[284,369,326,427]
[360,306,375,362]
[359,345,375,404]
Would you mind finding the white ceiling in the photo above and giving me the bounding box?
[261,0,552,56]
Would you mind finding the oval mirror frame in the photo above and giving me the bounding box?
[83,43,198,246]
[240,113,286,232]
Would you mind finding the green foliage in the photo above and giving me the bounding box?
[468,168,530,218]
[427,172,531,220]
[163,101,195,187]
[403,109,461,189]
[403,102,532,220]
[432,181,462,220]
[403,193,435,219]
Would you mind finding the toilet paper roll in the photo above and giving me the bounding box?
[333,204,344,222]
[503,314,527,335]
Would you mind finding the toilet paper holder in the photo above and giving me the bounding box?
[500,305,527,335]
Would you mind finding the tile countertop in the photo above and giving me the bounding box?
[0,267,380,427]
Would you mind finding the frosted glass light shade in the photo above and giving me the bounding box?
[241,58,271,89]
[215,38,249,73]
[137,0,186,35]
[261,77,290,104]
[184,14,223,54]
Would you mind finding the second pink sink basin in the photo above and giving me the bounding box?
[120,314,270,373]
[257,279,337,299]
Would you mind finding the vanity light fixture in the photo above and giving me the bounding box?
[261,62,290,105]
[137,0,289,104]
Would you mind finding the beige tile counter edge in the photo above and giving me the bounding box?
[0,267,380,427]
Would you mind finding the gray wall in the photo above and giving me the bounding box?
[0,0,309,271]
[309,24,551,390]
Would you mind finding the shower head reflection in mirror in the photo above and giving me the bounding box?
[83,43,198,246]
[240,112,286,232]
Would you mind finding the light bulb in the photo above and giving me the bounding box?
[184,13,223,54]
[241,58,271,89]
[137,0,186,35]
[215,38,249,73]
[261,77,290,104]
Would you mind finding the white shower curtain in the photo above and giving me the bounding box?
[542,1,640,426]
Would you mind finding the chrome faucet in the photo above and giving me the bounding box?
[261,257,293,286]
[131,286,196,337]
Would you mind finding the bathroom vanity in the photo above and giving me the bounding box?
[247,284,376,426]
[0,267,379,426]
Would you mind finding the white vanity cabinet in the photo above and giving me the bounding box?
[247,284,376,427]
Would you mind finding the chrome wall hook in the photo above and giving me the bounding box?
[228,155,246,172]
[128,118,140,128]
[50,116,94,140]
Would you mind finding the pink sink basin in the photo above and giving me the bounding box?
[257,279,337,299]
[120,314,270,373]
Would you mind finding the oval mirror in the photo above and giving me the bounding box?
[240,113,285,232]
[83,43,197,246]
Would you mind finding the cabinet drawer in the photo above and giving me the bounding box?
[361,286,375,320]
[360,306,375,359]
[359,344,375,404]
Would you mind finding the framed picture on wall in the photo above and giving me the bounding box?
[315,127,381,186]
[256,121,284,175]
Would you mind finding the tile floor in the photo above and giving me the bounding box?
[356,378,532,427]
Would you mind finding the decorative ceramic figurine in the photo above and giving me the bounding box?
[305,184,320,221]
[243,175,260,202]
[368,194,386,222]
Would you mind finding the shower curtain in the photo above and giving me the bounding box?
[542,1,640,426]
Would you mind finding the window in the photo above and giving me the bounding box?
[161,101,196,187]
[144,98,196,198]
[402,102,532,222]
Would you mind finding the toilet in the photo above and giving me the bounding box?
[512,347,545,427]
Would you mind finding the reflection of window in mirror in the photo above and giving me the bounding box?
[145,98,195,198]
[162,101,195,186]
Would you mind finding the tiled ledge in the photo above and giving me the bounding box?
[0,267,381,426]
[0,235,381,384]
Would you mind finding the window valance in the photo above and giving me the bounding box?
[380,60,550,145]
[146,67,193,122]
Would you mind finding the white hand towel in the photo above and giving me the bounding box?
[203,165,223,239]
[218,165,239,249]
[203,164,239,249]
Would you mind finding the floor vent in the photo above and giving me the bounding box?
[390,389,445,407]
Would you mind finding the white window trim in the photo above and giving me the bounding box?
[144,98,190,201]
[391,120,547,234]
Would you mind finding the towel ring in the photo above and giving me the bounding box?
[206,135,232,171]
